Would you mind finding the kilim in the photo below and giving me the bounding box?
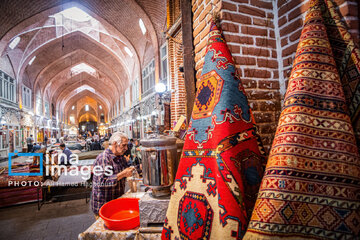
[244,0,360,240]
[161,21,266,240]
[322,0,360,128]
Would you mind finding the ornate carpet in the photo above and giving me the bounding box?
[322,0,360,134]
[244,0,360,239]
[162,22,266,240]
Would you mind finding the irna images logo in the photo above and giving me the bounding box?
[8,151,114,181]
[8,150,43,176]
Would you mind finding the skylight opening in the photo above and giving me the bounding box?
[9,37,20,49]
[29,56,36,65]
[71,63,96,76]
[85,105,89,111]
[139,19,146,35]
[124,47,133,57]
[75,85,95,94]
[60,7,91,22]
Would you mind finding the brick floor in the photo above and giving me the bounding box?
[0,199,94,240]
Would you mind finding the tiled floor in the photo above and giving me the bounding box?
[0,198,95,240]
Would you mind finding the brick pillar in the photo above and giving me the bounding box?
[169,31,186,126]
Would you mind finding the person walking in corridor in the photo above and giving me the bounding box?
[26,135,34,153]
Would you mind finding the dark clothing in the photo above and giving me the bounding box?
[60,147,72,165]
[90,141,102,151]
[26,137,34,152]
[128,142,133,151]
[44,136,48,148]
[124,142,133,159]
[33,144,41,152]
[91,148,128,214]
[123,149,131,158]
[27,144,33,153]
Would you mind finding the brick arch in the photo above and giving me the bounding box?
[78,105,97,119]
[25,32,130,93]
[0,0,164,85]
[53,73,113,113]
[42,62,120,105]
[66,96,105,125]
[0,1,148,62]
[56,85,111,120]
[62,90,109,120]
[62,90,110,114]
[39,50,123,101]
[51,73,116,106]
[78,113,98,123]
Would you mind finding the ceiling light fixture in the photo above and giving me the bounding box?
[155,82,166,93]
[9,37,20,49]
[139,19,146,35]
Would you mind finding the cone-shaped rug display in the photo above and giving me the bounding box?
[244,0,360,239]
[162,21,266,240]
[322,0,360,142]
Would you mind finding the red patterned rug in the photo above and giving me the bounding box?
[244,0,360,239]
[162,21,265,240]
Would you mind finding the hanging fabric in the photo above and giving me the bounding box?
[322,0,360,147]
[161,19,266,240]
[244,0,360,239]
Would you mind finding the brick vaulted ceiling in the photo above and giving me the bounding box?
[0,0,167,123]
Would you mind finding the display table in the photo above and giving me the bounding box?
[78,191,163,240]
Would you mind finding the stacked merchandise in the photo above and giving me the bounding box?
[0,162,43,207]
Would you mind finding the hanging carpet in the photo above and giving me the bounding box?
[244,0,360,239]
[161,21,266,240]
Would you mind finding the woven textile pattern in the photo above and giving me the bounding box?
[162,22,265,240]
[322,0,360,125]
[244,0,360,239]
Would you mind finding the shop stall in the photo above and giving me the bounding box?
[79,132,183,240]
[20,112,34,151]
[0,111,22,158]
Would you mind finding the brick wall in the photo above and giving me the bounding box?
[167,0,185,127]
[0,55,16,79]
[168,0,182,25]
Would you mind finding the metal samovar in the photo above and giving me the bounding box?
[140,133,177,197]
